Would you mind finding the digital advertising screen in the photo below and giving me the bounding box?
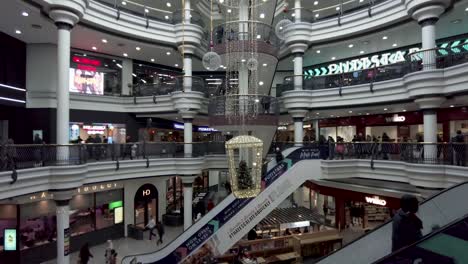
[4,229,17,251]
[114,207,123,224]
[69,68,104,95]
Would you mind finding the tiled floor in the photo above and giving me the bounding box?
[42,225,183,264]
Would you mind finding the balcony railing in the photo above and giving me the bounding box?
[279,45,468,96]
[0,141,226,172]
[212,21,281,49]
[133,76,208,97]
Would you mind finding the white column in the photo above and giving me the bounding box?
[294,117,304,146]
[239,0,249,41]
[56,200,70,264]
[420,19,437,70]
[184,119,193,156]
[313,119,320,142]
[183,55,192,92]
[56,24,72,145]
[184,0,191,23]
[294,54,303,90]
[183,182,193,230]
[121,58,133,95]
[423,109,437,160]
[294,0,301,23]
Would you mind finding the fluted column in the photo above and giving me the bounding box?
[183,55,192,92]
[52,190,74,264]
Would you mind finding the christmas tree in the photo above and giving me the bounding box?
[237,160,253,190]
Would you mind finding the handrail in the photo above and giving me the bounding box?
[314,180,468,263]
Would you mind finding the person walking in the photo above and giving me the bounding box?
[145,215,157,240]
[453,130,465,166]
[156,221,165,245]
[79,243,94,264]
[391,194,422,252]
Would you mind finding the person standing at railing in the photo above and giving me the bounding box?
[381,133,391,160]
[328,136,335,160]
[453,130,465,166]
[336,137,345,160]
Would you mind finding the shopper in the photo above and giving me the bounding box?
[207,199,215,212]
[156,221,165,245]
[275,147,283,163]
[109,249,118,264]
[328,136,335,160]
[453,130,465,166]
[336,137,345,160]
[145,215,157,240]
[391,194,422,252]
[79,243,94,264]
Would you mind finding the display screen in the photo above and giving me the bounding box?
[69,68,104,95]
[4,229,17,251]
[114,207,123,224]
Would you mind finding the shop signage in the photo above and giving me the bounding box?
[277,126,287,130]
[174,123,185,130]
[287,147,320,163]
[83,125,106,131]
[77,182,120,194]
[198,127,218,132]
[72,56,101,66]
[142,189,152,196]
[303,124,311,129]
[385,114,406,123]
[109,200,123,210]
[4,229,16,251]
[365,196,387,206]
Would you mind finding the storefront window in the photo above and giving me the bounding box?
[69,122,126,143]
[95,190,123,230]
[70,52,122,96]
[69,194,95,236]
[0,205,17,251]
[19,201,56,249]
[166,177,183,213]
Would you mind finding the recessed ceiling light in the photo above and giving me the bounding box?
[256,34,261,39]
[465,7,468,11]
[259,81,264,86]
[15,29,21,34]
[175,64,179,67]
[316,50,321,54]
[138,64,142,67]
[151,58,155,62]
[392,43,398,47]
[331,115,334,117]
[227,9,232,13]
[83,54,87,57]
[165,15,169,20]
[105,64,108,67]
[166,2,171,7]
[260,13,265,18]
[384,108,388,111]
[336,6,340,11]
[316,112,320,115]
[144,9,149,13]
[366,113,370,115]
[337,115,340,118]
[450,105,455,108]
[360,50,365,54]
[22,11,29,17]
[382,36,388,40]
[166,51,171,55]
[262,63,267,67]
[136,46,141,51]
[123,53,128,57]
[291,13,296,17]
[314,1,319,5]
[241,59,246,62]
[92,46,97,50]
[102,39,107,43]
[349,110,353,113]
[315,13,320,18]
[121,1,126,5]
[331,57,336,60]
[348,44,354,48]
[403,109,407,112]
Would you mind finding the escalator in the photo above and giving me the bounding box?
[313,181,468,264]
[122,146,322,264]
[374,214,468,264]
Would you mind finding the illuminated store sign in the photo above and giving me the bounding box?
[77,182,120,193]
[304,38,468,77]
[365,196,387,206]
[386,114,406,123]
[4,229,17,251]
[173,123,218,132]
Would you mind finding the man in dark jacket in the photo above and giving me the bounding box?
[392,194,422,252]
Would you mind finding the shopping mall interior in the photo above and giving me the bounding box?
[0,0,468,263]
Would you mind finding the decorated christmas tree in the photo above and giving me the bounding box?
[237,160,253,190]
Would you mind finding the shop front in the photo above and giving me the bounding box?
[0,182,124,263]
[69,122,127,143]
[304,182,401,231]
[138,118,221,142]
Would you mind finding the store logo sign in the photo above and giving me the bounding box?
[365,196,387,206]
[142,189,151,196]
[385,114,406,123]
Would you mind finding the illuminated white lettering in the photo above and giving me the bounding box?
[365,196,387,206]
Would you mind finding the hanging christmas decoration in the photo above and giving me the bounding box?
[203,0,221,71]
[275,0,292,40]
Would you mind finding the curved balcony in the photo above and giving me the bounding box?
[94,0,205,27]
[278,45,468,97]
[208,94,279,127]
[212,21,280,57]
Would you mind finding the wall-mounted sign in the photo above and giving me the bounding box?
[385,114,406,123]
[4,229,17,251]
[173,123,184,130]
[143,189,152,196]
[303,124,311,129]
[82,125,106,131]
[114,207,123,224]
[72,56,101,66]
[365,196,387,206]
[197,127,218,132]
[77,182,121,194]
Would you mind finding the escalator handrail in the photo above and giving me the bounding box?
[315,180,468,263]
[372,213,468,264]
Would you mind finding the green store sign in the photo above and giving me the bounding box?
[304,38,468,77]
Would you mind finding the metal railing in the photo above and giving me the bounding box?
[133,76,208,97]
[0,141,226,172]
[279,45,468,96]
[212,21,281,48]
